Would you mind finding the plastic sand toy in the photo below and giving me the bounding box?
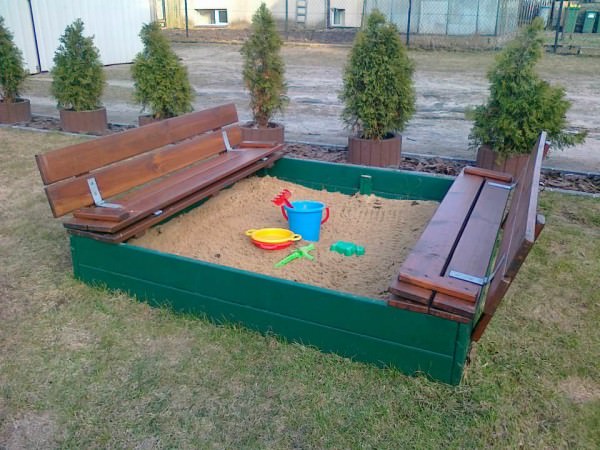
[245,228,302,250]
[330,241,365,256]
[274,244,315,268]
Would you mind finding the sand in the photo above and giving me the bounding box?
[130,176,439,299]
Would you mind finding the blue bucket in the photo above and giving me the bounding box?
[282,201,330,242]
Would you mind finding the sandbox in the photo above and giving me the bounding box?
[130,176,438,299]
[71,158,473,384]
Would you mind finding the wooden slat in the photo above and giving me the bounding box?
[428,307,471,324]
[72,152,238,222]
[65,146,283,233]
[463,166,513,183]
[392,172,484,303]
[472,132,547,341]
[73,207,130,222]
[388,278,432,305]
[35,104,239,184]
[65,153,284,243]
[387,294,429,314]
[430,293,476,318]
[398,273,479,302]
[45,128,231,217]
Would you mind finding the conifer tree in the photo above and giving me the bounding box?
[241,3,287,128]
[51,19,105,111]
[131,22,193,119]
[340,10,415,140]
[470,18,585,156]
[0,16,27,103]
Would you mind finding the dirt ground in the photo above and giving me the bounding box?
[22,42,600,173]
[130,176,438,299]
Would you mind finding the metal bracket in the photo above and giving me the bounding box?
[488,181,515,190]
[87,178,121,209]
[222,130,232,151]
[449,255,507,286]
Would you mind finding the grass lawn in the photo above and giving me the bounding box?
[1,127,599,448]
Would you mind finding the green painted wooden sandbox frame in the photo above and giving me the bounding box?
[71,158,474,385]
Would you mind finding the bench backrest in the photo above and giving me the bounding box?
[35,104,243,217]
[471,132,546,341]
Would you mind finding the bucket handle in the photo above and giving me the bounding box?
[245,229,256,236]
[321,207,330,224]
[281,206,330,224]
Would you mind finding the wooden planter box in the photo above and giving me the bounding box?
[348,135,402,168]
[59,107,107,133]
[70,158,473,384]
[240,122,285,144]
[0,98,32,123]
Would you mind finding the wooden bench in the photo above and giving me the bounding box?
[35,104,284,243]
[388,132,547,341]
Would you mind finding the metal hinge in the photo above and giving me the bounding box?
[448,255,506,286]
[222,130,232,151]
[487,181,515,190]
[87,177,121,209]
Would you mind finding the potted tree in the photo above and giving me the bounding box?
[470,18,586,177]
[131,22,193,126]
[340,10,415,168]
[51,19,106,133]
[240,3,287,143]
[0,16,31,124]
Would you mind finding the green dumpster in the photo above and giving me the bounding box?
[563,6,580,33]
[582,10,598,33]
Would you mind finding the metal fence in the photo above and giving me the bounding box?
[161,0,555,37]
[362,0,522,36]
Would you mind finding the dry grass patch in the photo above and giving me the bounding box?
[1,127,599,448]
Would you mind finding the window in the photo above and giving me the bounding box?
[196,9,228,26]
[332,8,345,26]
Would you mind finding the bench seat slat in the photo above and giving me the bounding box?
[430,293,476,317]
[391,172,484,303]
[65,146,283,233]
[72,152,239,222]
[35,104,239,185]
[46,126,242,218]
[65,152,283,243]
[443,180,511,282]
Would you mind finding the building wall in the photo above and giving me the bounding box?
[1,0,153,73]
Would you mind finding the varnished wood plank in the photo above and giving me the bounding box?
[73,207,130,222]
[65,146,283,233]
[463,166,513,183]
[431,293,476,318]
[65,153,283,243]
[388,278,432,305]
[47,129,230,217]
[398,272,479,303]
[473,132,546,341]
[71,152,236,222]
[35,104,239,184]
[444,180,510,284]
[398,172,484,280]
[387,296,429,314]
[428,307,471,324]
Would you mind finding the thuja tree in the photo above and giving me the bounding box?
[51,19,105,111]
[0,16,27,103]
[131,22,193,119]
[241,3,287,128]
[470,18,585,156]
[340,10,415,140]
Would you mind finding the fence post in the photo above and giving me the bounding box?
[406,0,413,47]
[553,0,564,53]
[184,0,189,37]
